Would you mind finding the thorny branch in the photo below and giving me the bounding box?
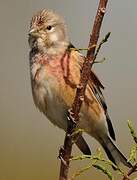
[59,0,108,180]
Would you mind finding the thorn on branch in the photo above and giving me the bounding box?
[77,84,84,89]
[60,156,68,166]
[80,95,84,101]
[100,7,106,14]
[68,108,74,117]
[59,147,68,166]
[67,115,76,127]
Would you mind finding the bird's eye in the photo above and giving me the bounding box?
[46,25,52,30]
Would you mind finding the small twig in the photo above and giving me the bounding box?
[59,0,108,180]
[70,32,110,65]
[70,153,125,180]
[70,44,97,52]
[71,154,125,176]
[93,32,111,61]
[93,57,106,64]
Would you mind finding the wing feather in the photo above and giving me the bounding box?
[68,44,116,141]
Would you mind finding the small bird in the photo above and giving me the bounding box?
[28,9,131,168]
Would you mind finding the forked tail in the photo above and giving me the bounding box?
[99,135,132,168]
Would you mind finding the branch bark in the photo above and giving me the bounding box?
[122,163,137,180]
[59,1,108,179]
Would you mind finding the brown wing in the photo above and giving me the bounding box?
[68,44,116,141]
[89,71,116,141]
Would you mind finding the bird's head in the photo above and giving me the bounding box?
[28,9,69,55]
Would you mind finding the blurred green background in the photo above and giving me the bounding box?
[0,0,137,179]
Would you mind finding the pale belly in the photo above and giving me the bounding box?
[32,82,107,138]
[32,68,70,130]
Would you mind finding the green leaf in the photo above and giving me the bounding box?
[128,144,137,163]
[128,120,137,144]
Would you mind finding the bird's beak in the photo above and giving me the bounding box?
[28,28,40,38]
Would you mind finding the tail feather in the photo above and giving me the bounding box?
[106,112,116,141]
[99,136,132,168]
[76,135,91,155]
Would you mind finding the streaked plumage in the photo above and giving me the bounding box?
[28,9,132,168]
